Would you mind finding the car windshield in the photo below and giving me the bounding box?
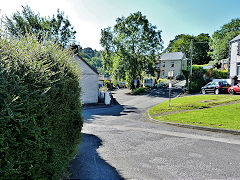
[218,81,228,86]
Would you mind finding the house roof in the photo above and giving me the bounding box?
[75,54,99,75]
[230,35,240,42]
[160,52,184,61]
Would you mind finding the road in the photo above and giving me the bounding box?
[69,86,240,180]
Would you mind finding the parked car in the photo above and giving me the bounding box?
[228,83,240,95]
[201,81,230,94]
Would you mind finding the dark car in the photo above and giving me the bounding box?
[228,83,240,95]
[201,81,230,94]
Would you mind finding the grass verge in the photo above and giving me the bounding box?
[149,95,240,130]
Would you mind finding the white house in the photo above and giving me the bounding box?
[74,54,99,104]
[156,52,187,78]
[229,35,240,80]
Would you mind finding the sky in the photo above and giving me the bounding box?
[1,0,240,51]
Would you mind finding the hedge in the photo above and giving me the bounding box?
[0,35,83,179]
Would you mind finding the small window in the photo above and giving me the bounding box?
[171,62,174,67]
[162,70,165,76]
[162,62,165,67]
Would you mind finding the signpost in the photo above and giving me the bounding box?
[168,71,174,107]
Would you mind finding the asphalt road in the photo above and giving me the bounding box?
[69,86,240,180]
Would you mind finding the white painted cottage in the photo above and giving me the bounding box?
[229,35,240,80]
[74,54,99,104]
[156,52,187,79]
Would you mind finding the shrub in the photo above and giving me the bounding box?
[0,35,83,179]
[211,69,228,79]
[131,87,147,95]
[189,67,207,92]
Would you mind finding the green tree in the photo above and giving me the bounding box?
[100,11,163,89]
[164,34,194,57]
[4,5,76,48]
[78,47,106,74]
[164,33,211,65]
[209,18,240,61]
[193,33,211,64]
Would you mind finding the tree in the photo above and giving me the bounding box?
[164,34,194,57]
[78,47,106,74]
[100,11,163,89]
[193,33,211,64]
[4,5,76,48]
[164,33,211,65]
[209,18,240,61]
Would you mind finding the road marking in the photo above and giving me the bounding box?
[84,124,240,145]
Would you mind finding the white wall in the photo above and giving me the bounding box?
[160,60,183,78]
[230,41,240,79]
[74,55,98,104]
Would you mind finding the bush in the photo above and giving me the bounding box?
[190,67,207,93]
[211,69,228,79]
[0,35,83,179]
[131,87,147,95]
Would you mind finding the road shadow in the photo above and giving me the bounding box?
[147,86,183,98]
[83,104,139,123]
[68,133,124,179]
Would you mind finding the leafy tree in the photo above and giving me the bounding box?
[100,11,163,89]
[78,47,106,74]
[4,5,76,48]
[193,33,211,64]
[209,18,240,61]
[164,33,211,65]
[164,34,194,57]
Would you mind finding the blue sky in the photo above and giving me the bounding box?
[1,0,240,50]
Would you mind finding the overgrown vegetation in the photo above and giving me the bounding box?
[0,34,83,179]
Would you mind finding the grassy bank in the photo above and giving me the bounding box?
[149,95,240,130]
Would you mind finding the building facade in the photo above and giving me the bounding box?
[156,52,187,79]
[74,54,99,104]
[229,35,240,80]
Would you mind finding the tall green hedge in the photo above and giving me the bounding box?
[0,35,83,179]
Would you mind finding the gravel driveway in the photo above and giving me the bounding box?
[69,86,240,179]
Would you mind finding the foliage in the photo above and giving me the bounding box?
[211,69,228,79]
[209,18,240,61]
[189,66,207,92]
[78,47,106,74]
[164,33,212,65]
[4,5,77,48]
[0,34,83,179]
[131,87,147,95]
[157,78,168,87]
[100,11,163,89]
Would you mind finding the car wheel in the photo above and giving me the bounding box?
[229,89,235,95]
[201,89,206,94]
[215,88,219,95]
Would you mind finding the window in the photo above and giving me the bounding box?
[162,62,165,67]
[237,63,240,76]
[162,70,165,76]
[171,62,174,67]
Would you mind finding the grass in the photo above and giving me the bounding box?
[149,95,240,130]
[149,95,240,115]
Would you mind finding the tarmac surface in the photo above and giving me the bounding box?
[69,84,240,179]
